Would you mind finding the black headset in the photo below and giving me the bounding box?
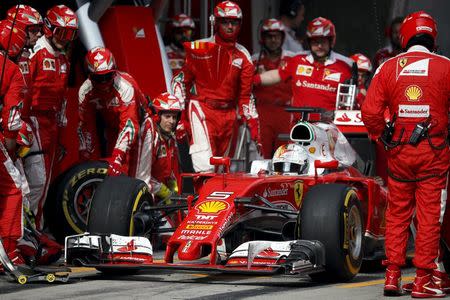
[280,0,303,18]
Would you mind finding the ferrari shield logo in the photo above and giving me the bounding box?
[399,58,407,68]
[294,181,304,207]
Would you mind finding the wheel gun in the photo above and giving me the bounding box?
[380,113,397,146]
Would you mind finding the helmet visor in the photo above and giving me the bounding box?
[90,72,114,83]
[27,24,43,35]
[53,26,77,42]
[273,162,305,174]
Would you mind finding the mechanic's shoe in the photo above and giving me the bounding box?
[384,266,403,296]
[402,282,413,293]
[411,270,445,298]
[432,270,450,294]
[7,249,27,267]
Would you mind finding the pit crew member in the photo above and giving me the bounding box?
[0,20,27,266]
[362,11,450,298]
[26,5,78,230]
[254,17,352,112]
[349,53,372,107]
[172,1,260,172]
[253,18,294,158]
[6,4,43,123]
[165,14,195,74]
[78,47,153,189]
[279,0,305,53]
[372,16,403,71]
[150,93,182,203]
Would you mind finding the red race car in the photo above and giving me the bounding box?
[66,116,388,282]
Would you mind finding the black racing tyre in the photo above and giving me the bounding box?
[87,176,153,236]
[46,161,108,242]
[298,184,364,282]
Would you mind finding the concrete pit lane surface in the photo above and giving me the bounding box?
[0,253,415,300]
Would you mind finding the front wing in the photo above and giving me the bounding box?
[65,233,325,276]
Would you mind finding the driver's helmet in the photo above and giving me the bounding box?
[272,144,309,175]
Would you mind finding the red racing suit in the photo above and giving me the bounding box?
[172,36,259,172]
[151,123,180,193]
[362,45,450,270]
[278,50,352,111]
[78,71,153,188]
[0,52,26,254]
[253,50,294,158]
[16,50,32,122]
[24,36,70,229]
[165,43,185,74]
[372,45,402,73]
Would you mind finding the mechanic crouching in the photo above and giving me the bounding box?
[362,11,450,298]
[78,47,153,187]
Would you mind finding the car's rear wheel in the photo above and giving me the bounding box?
[298,184,364,282]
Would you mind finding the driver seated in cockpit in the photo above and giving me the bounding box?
[272,144,311,175]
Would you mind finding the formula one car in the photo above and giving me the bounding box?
[65,117,388,282]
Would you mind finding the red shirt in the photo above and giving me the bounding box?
[278,51,352,110]
[252,50,294,106]
[362,45,450,142]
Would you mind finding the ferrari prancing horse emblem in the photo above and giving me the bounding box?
[294,181,304,207]
[399,58,408,68]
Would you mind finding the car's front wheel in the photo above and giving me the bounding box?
[298,183,364,282]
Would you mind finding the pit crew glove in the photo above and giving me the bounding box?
[16,122,34,158]
[175,119,188,142]
[155,183,173,205]
[107,149,126,176]
[246,118,261,145]
[167,179,179,194]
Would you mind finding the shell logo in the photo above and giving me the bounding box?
[405,85,422,101]
[196,201,228,214]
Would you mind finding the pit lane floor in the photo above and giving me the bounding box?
[0,260,416,300]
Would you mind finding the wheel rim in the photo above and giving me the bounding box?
[73,179,103,225]
[347,205,362,261]
[130,199,152,236]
